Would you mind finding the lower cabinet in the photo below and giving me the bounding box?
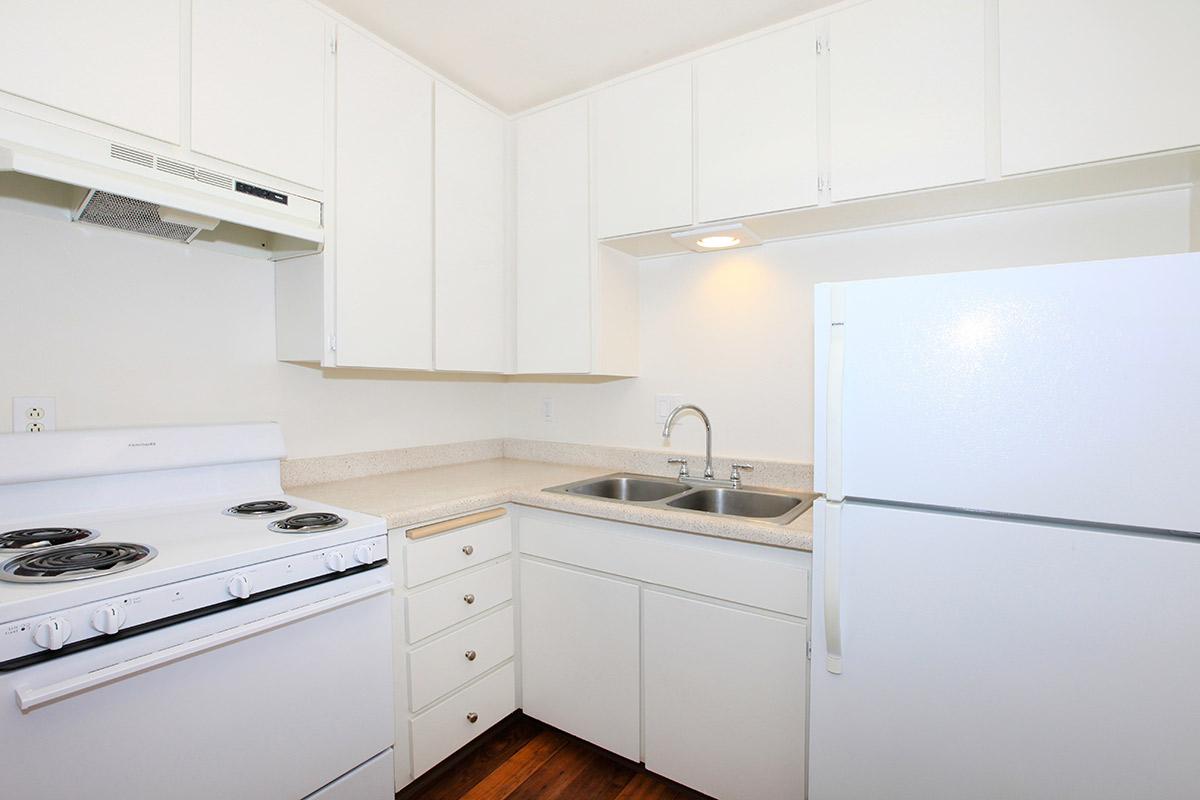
[393,507,811,799]
[643,589,809,800]
[517,510,812,800]
[391,509,518,791]
[519,558,642,761]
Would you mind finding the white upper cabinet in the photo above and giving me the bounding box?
[594,63,693,238]
[829,0,986,201]
[333,25,433,370]
[0,0,181,143]
[191,0,327,188]
[515,98,592,374]
[696,24,819,222]
[434,84,507,373]
[999,0,1200,175]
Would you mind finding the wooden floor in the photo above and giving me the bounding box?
[398,712,712,800]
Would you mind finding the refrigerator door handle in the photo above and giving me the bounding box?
[826,286,846,502]
[824,500,843,674]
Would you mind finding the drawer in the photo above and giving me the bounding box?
[520,514,810,617]
[406,560,512,642]
[411,662,516,776]
[406,512,512,587]
[409,607,515,711]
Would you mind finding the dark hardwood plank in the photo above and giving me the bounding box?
[549,743,638,800]
[404,713,546,800]
[401,713,714,800]
[458,728,570,800]
[614,772,700,800]
[504,739,595,800]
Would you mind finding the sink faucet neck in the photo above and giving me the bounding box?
[661,404,715,479]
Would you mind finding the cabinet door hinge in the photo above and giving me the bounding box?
[807,640,813,660]
[328,334,337,352]
[329,36,338,56]
[816,34,829,55]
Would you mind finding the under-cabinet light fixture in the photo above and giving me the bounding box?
[671,222,763,253]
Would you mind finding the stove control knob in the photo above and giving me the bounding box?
[354,544,376,565]
[33,617,72,651]
[327,551,347,572]
[228,574,252,599]
[91,605,126,635]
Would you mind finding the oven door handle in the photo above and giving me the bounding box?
[15,581,392,712]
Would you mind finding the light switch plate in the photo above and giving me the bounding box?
[654,394,683,424]
[12,396,56,433]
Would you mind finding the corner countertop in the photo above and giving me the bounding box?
[287,458,814,551]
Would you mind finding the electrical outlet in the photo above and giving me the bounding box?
[541,397,554,423]
[655,394,683,424]
[13,396,55,433]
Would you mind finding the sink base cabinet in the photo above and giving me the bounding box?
[643,589,809,800]
[516,509,813,798]
[519,558,642,761]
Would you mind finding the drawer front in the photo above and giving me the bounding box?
[406,514,512,587]
[409,607,515,711]
[520,515,810,617]
[410,662,516,776]
[406,560,512,642]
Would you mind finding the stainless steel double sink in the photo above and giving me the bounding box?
[544,473,815,526]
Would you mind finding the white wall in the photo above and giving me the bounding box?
[1,190,1190,466]
[504,189,1193,463]
[0,211,506,458]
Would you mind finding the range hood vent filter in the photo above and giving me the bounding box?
[73,189,203,243]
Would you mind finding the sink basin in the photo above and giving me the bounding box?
[667,488,807,521]
[564,475,687,502]
[546,472,815,526]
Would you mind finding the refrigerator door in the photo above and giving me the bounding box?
[810,498,1200,800]
[814,253,1200,534]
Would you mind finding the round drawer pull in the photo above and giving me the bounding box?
[465,649,477,661]
[463,593,476,605]
[466,712,479,724]
[462,545,474,556]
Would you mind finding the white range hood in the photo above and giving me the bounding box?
[0,111,323,260]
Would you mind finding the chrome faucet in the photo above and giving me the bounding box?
[662,404,715,479]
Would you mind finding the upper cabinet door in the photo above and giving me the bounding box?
[696,24,819,222]
[333,25,433,370]
[999,0,1200,175]
[191,0,327,187]
[515,99,592,375]
[594,63,693,238]
[829,0,986,201]
[0,0,180,142]
[434,84,507,373]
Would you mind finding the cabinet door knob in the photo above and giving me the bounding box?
[462,545,474,556]
[464,649,477,661]
[466,712,479,723]
[463,593,476,605]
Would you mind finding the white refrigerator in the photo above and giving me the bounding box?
[810,253,1200,799]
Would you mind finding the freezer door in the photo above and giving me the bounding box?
[810,499,1200,800]
[815,253,1200,533]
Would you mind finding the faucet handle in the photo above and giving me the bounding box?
[730,463,753,486]
[667,457,690,479]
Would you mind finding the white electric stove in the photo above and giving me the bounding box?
[0,423,396,800]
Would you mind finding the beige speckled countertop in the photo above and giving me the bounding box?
[288,458,814,551]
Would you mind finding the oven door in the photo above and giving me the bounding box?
[0,569,394,800]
